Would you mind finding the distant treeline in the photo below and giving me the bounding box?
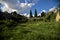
[0,10,28,23]
[0,8,57,23]
[0,4,60,22]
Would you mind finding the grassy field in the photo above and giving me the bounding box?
[0,21,60,40]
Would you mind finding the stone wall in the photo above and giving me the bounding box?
[56,12,60,21]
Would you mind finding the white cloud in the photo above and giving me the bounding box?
[38,10,47,16]
[39,10,47,15]
[20,13,30,17]
[49,7,56,11]
[0,0,39,13]
[49,7,57,13]
[38,13,41,16]
[0,0,18,13]
[21,13,27,16]
[41,10,47,13]
[27,14,30,17]
[28,3,35,7]
[1,2,18,13]
[20,3,34,8]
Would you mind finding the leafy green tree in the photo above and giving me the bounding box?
[0,9,2,13]
[34,9,37,17]
[11,11,17,16]
[56,4,60,15]
[41,12,46,17]
[30,10,33,17]
[46,11,56,21]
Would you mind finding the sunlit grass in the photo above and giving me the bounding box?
[0,20,60,40]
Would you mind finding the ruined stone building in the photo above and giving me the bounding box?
[56,8,60,21]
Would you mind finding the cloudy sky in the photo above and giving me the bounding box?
[0,0,59,17]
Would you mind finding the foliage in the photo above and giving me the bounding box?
[0,7,60,40]
[34,9,37,17]
[0,21,60,40]
[30,10,33,18]
[0,9,2,12]
[41,12,46,17]
[45,12,56,22]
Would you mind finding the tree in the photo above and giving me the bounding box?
[4,11,8,13]
[56,4,60,14]
[0,9,3,20]
[34,9,37,17]
[11,11,17,16]
[46,12,56,21]
[0,9,2,13]
[30,10,33,17]
[41,12,46,17]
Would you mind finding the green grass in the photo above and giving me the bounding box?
[0,21,60,40]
